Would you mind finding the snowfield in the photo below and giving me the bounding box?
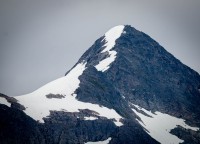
[131,103,199,144]
[15,62,123,126]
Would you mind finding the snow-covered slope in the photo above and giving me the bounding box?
[15,62,123,126]
[131,103,199,144]
[95,25,124,72]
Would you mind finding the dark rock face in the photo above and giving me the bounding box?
[0,103,116,144]
[0,104,44,144]
[110,120,159,144]
[76,66,133,119]
[39,100,158,144]
[41,111,117,144]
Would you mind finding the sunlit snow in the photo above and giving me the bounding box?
[85,137,111,144]
[0,97,11,107]
[131,103,199,144]
[95,25,125,72]
[15,62,123,126]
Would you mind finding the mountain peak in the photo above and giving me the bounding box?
[1,25,200,144]
[78,25,149,72]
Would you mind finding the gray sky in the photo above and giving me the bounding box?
[0,0,200,96]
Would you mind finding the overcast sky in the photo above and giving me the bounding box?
[0,0,200,96]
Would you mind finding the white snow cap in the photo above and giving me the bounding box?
[95,25,125,72]
[131,103,199,144]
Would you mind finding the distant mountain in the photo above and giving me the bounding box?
[0,25,200,144]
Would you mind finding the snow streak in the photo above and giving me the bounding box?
[95,25,125,72]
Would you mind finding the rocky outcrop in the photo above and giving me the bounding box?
[42,110,117,144]
[0,93,25,110]
[46,93,65,99]
[171,126,200,144]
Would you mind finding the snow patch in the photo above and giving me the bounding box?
[15,62,123,126]
[84,116,98,121]
[95,25,125,72]
[85,137,111,144]
[0,97,11,107]
[131,103,199,144]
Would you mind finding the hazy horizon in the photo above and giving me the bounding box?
[0,0,200,96]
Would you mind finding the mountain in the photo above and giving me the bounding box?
[0,25,200,144]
